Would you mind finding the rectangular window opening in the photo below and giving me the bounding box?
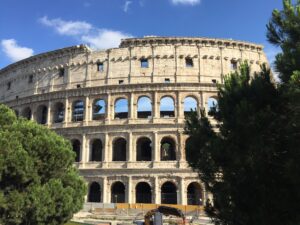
[212,79,217,84]
[77,84,81,88]
[7,82,11,90]
[164,78,170,83]
[97,62,104,72]
[231,61,238,70]
[119,80,124,84]
[140,59,149,68]
[59,68,65,77]
[185,58,194,67]
[28,75,33,83]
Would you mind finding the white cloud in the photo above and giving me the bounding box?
[171,0,201,5]
[123,1,132,12]
[39,16,132,49]
[38,16,92,36]
[1,39,34,62]
[82,29,132,49]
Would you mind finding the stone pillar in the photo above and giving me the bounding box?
[154,176,160,204]
[151,45,155,82]
[82,134,86,163]
[178,131,184,162]
[103,134,109,163]
[102,177,108,203]
[129,47,132,83]
[220,47,224,84]
[105,50,110,85]
[84,96,89,124]
[64,98,70,125]
[128,132,133,162]
[127,176,132,203]
[129,93,135,119]
[177,92,183,119]
[180,178,186,205]
[85,53,91,87]
[153,92,159,119]
[47,101,51,126]
[153,131,159,162]
[106,94,111,124]
[197,45,201,82]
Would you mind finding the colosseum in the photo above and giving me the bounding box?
[0,36,268,209]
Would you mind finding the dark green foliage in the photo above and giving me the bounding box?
[185,63,300,225]
[0,105,86,225]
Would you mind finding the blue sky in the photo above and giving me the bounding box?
[0,0,282,69]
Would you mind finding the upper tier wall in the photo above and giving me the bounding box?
[0,37,268,102]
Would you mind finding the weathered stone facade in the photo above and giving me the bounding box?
[0,36,268,206]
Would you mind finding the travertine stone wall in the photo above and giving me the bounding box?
[0,37,268,205]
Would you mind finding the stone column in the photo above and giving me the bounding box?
[151,45,155,82]
[102,177,108,203]
[220,47,224,84]
[105,50,110,85]
[85,53,91,87]
[106,94,111,124]
[197,45,201,82]
[178,131,185,162]
[128,132,133,162]
[177,91,183,119]
[84,96,90,124]
[153,131,159,162]
[154,176,160,204]
[103,133,109,163]
[153,92,159,119]
[127,176,132,203]
[129,93,135,119]
[82,134,87,163]
[129,47,132,83]
[47,101,52,126]
[64,98,69,125]
[180,178,186,205]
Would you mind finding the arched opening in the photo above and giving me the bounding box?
[160,96,175,118]
[137,96,152,118]
[136,137,152,161]
[184,97,197,117]
[112,138,127,161]
[88,182,101,203]
[160,137,176,161]
[136,182,152,203]
[53,102,64,123]
[92,99,106,120]
[72,139,81,162]
[21,107,31,120]
[72,100,84,122]
[187,182,203,205]
[114,98,128,119]
[36,105,48,124]
[161,182,177,204]
[207,97,218,115]
[90,139,102,162]
[111,181,125,203]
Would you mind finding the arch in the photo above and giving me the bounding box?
[187,182,203,205]
[136,137,152,161]
[71,139,81,162]
[160,137,176,161]
[21,107,31,120]
[72,100,84,122]
[90,139,103,162]
[207,97,218,114]
[161,181,177,204]
[36,105,48,124]
[53,102,64,123]
[184,96,198,117]
[112,138,127,161]
[111,181,125,203]
[137,96,152,118]
[114,98,128,119]
[88,182,101,202]
[160,96,175,118]
[92,99,106,120]
[135,182,152,203]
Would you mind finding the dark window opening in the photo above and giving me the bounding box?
[212,79,217,84]
[53,102,64,123]
[111,182,125,203]
[119,80,124,84]
[136,182,152,203]
[161,137,176,161]
[164,78,170,83]
[97,62,104,72]
[90,139,102,162]
[59,68,65,77]
[72,139,81,162]
[88,182,101,203]
[136,137,152,161]
[140,59,149,68]
[187,182,203,205]
[185,57,194,67]
[76,84,81,88]
[231,61,237,70]
[113,138,127,161]
[36,105,48,124]
[7,82,11,90]
[21,107,31,120]
[184,97,197,117]
[161,182,177,204]
[28,75,33,83]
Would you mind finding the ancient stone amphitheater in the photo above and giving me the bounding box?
[0,36,268,207]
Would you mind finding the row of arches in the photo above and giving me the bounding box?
[71,136,182,162]
[17,96,218,124]
[88,181,203,205]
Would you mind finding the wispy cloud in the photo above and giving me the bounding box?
[38,16,132,49]
[123,1,132,12]
[1,39,34,62]
[171,0,201,5]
